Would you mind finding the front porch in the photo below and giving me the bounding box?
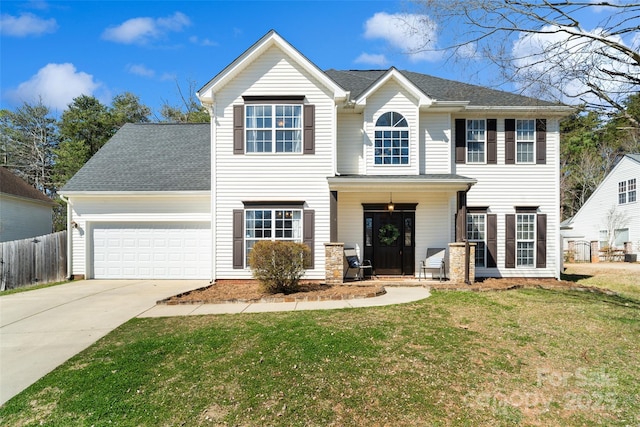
[325,242,477,286]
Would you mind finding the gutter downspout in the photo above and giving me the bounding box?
[59,193,72,280]
[203,100,216,284]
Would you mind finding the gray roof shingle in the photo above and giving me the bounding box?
[325,69,563,107]
[61,123,210,192]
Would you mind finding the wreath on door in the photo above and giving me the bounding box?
[378,223,400,246]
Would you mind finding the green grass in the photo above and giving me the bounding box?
[1,284,639,425]
[562,264,640,301]
[0,280,69,296]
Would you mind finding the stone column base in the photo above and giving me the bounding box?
[324,242,344,285]
[448,242,476,285]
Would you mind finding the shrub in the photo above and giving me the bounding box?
[248,240,311,294]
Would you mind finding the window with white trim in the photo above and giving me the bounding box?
[516,119,535,163]
[245,209,302,263]
[467,213,486,267]
[374,112,409,165]
[619,178,636,204]
[467,119,486,163]
[516,213,535,267]
[246,105,302,153]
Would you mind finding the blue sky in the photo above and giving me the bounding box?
[1,1,635,117]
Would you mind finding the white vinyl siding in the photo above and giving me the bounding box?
[364,79,419,175]
[213,46,334,279]
[67,194,211,278]
[456,116,561,277]
[421,113,451,174]
[336,112,364,174]
[0,195,52,243]
[566,156,639,256]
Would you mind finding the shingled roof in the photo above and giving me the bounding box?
[325,69,562,107]
[0,167,53,204]
[61,123,210,192]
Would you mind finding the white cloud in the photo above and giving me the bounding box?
[7,63,100,111]
[127,63,156,78]
[354,53,388,67]
[511,25,637,105]
[189,35,218,47]
[0,12,57,37]
[101,12,190,45]
[363,12,441,62]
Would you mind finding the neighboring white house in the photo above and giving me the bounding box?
[0,167,53,242]
[562,154,639,258]
[60,30,573,281]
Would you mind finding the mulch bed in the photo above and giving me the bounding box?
[159,277,618,305]
[159,282,386,305]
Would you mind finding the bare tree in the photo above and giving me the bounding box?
[158,78,210,123]
[411,1,640,126]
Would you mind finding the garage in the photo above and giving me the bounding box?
[91,222,211,279]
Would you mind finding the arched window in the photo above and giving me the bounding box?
[374,112,409,165]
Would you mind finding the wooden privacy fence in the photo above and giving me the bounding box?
[0,231,67,291]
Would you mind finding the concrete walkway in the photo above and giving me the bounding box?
[0,281,430,406]
[139,286,431,317]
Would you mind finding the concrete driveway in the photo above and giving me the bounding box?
[0,279,207,406]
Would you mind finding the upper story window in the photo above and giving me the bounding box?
[516,119,535,163]
[619,178,636,204]
[246,105,302,153]
[466,119,486,163]
[374,112,409,165]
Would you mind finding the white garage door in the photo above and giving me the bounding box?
[92,222,211,279]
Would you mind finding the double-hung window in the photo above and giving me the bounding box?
[246,104,302,153]
[516,119,535,163]
[467,119,486,163]
[516,213,536,267]
[245,209,302,263]
[619,178,637,204]
[374,112,409,165]
[467,213,486,267]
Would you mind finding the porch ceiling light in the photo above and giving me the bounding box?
[387,193,394,212]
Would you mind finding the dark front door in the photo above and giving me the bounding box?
[364,210,415,275]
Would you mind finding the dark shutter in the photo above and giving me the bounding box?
[303,104,315,154]
[505,214,516,268]
[536,119,546,164]
[330,191,338,242]
[303,210,315,268]
[455,119,466,164]
[487,119,497,164]
[233,105,244,155]
[232,210,244,269]
[456,191,467,242]
[536,213,547,268]
[505,119,515,164]
[487,214,497,268]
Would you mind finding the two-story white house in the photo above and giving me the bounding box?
[60,31,572,281]
[562,154,639,260]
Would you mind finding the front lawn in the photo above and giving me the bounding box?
[1,281,638,425]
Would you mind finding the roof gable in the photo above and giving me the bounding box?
[326,69,572,111]
[353,67,432,108]
[198,30,348,104]
[0,167,53,204]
